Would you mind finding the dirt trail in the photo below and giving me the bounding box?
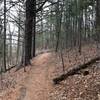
[17,52,54,100]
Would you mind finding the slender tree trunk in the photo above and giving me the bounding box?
[9,25,12,65]
[32,0,36,57]
[16,2,21,64]
[96,0,100,44]
[3,0,7,71]
[55,0,62,52]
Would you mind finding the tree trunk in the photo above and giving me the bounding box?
[24,0,36,65]
[53,56,100,84]
[32,4,36,57]
[96,0,100,43]
[16,2,21,64]
[3,0,7,71]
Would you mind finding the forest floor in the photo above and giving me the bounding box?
[0,44,100,100]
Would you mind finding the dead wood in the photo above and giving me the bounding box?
[53,56,100,84]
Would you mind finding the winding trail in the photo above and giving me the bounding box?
[17,52,54,100]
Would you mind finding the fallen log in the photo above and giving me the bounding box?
[53,56,100,84]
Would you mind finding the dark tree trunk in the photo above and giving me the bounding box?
[96,0,100,43]
[3,0,7,71]
[53,57,100,84]
[24,0,36,65]
[16,2,21,64]
[32,3,36,57]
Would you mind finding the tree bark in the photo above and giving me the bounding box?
[24,0,35,65]
[3,0,7,71]
[53,57,100,84]
[96,0,100,43]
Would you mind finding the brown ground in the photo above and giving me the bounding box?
[0,44,100,100]
[0,52,55,100]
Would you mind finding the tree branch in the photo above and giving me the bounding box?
[36,0,47,13]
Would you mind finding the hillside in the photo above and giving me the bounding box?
[0,45,100,100]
